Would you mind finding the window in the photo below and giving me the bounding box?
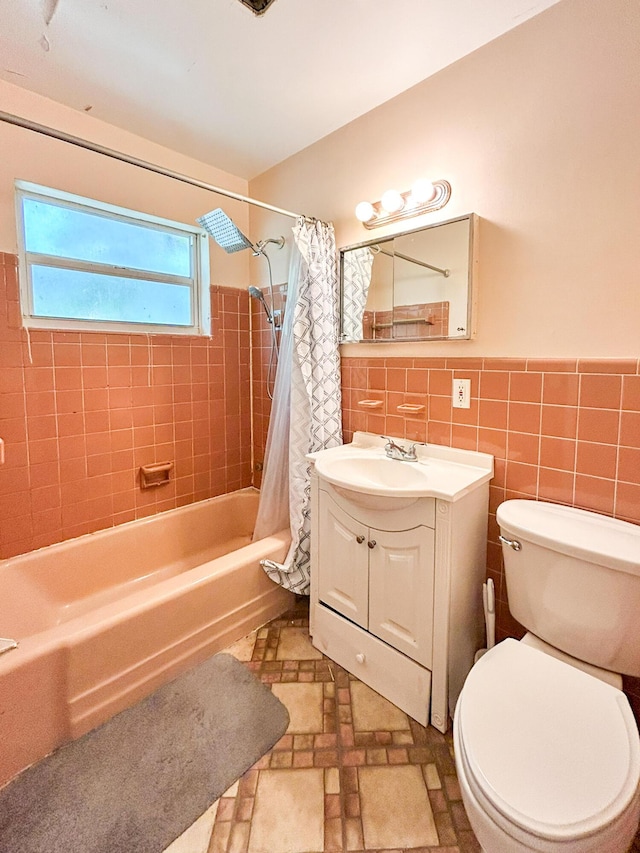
[16,181,210,336]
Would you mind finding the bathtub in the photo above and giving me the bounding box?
[0,488,292,787]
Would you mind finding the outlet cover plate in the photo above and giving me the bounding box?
[453,378,471,409]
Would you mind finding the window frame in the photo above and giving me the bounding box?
[15,180,210,336]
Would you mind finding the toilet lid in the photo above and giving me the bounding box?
[457,639,640,840]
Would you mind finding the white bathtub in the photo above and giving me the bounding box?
[0,488,292,787]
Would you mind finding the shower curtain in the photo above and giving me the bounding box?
[341,247,374,341]
[253,218,343,594]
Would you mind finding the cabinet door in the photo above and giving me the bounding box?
[368,526,435,667]
[318,491,369,629]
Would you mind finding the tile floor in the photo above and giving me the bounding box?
[164,598,478,853]
[164,599,640,853]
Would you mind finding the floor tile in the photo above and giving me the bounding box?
[276,626,323,660]
[224,632,257,662]
[163,802,218,853]
[222,780,240,798]
[424,762,442,789]
[271,682,324,733]
[248,768,324,853]
[358,765,439,849]
[324,767,340,795]
[350,680,410,731]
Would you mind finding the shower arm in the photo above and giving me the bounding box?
[0,111,317,223]
[253,236,286,255]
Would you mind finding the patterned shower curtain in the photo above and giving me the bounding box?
[341,246,374,341]
[254,218,343,594]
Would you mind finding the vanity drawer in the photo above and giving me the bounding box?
[311,603,431,726]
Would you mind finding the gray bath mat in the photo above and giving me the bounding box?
[0,652,289,853]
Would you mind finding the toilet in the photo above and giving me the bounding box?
[453,499,640,853]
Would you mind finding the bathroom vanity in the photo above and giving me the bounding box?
[308,432,493,732]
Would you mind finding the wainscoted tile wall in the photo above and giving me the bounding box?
[340,355,640,716]
[0,252,252,559]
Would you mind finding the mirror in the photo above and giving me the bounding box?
[340,213,476,342]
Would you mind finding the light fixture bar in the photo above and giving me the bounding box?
[237,0,279,15]
[358,179,451,230]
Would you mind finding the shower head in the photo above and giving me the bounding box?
[197,208,255,254]
[248,285,273,323]
[197,208,286,259]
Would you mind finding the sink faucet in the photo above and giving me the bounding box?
[381,436,419,462]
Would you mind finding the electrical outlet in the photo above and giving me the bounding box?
[452,378,471,409]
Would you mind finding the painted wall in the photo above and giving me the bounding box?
[0,80,250,287]
[250,0,640,359]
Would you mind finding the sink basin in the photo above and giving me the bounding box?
[310,433,494,511]
[316,451,429,493]
[314,450,431,510]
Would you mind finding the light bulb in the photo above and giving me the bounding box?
[355,201,375,222]
[380,189,404,214]
[411,179,436,205]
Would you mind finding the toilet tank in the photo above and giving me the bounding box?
[496,500,640,677]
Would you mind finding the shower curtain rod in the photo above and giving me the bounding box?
[0,110,312,222]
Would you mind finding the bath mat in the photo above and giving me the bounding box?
[0,652,289,853]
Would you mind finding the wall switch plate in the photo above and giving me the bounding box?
[452,378,471,409]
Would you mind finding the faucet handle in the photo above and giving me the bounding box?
[380,435,395,448]
[407,441,427,460]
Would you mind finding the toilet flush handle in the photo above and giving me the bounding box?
[498,534,522,551]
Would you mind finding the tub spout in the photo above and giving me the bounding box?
[0,638,18,655]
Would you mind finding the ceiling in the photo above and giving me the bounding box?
[0,0,561,180]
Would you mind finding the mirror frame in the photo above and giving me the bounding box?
[339,213,477,343]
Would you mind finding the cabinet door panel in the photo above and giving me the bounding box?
[368,527,435,666]
[318,491,369,628]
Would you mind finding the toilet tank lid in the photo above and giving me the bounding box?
[496,500,640,576]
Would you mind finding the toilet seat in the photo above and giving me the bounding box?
[455,639,640,843]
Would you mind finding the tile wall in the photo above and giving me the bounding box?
[363,301,450,340]
[0,252,252,559]
[340,354,640,715]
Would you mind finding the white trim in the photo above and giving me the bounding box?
[16,180,204,235]
[15,181,211,337]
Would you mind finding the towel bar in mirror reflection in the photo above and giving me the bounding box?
[340,213,477,343]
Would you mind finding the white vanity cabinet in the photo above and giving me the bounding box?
[309,432,493,732]
[318,488,435,667]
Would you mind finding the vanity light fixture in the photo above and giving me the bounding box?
[355,178,451,230]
